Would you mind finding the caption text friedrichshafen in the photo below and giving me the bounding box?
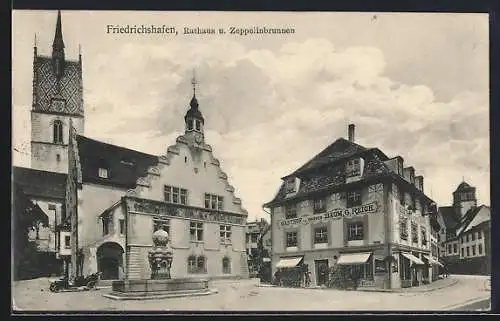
[106,25,296,36]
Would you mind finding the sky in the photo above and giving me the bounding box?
[12,11,490,221]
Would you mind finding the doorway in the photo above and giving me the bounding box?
[315,259,329,286]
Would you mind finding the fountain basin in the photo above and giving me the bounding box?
[103,278,217,300]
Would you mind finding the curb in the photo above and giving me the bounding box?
[442,296,491,311]
[255,279,458,294]
[102,288,219,301]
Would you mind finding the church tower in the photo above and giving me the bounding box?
[183,73,205,146]
[453,181,477,218]
[31,10,84,174]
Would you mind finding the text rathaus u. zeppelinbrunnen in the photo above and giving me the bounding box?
[264,124,441,290]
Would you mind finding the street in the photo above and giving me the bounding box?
[12,275,490,312]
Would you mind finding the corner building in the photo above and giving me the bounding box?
[264,125,438,289]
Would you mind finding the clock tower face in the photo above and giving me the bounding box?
[194,133,203,144]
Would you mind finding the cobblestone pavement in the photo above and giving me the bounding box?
[12,275,490,312]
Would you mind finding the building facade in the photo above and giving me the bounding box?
[245,218,272,276]
[437,182,491,275]
[264,124,439,289]
[67,85,249,281]
[13,11,82,277]
[14,11,250,282]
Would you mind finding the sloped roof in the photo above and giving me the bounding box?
[455,181,474,191]
[438,206,461,230]
[13,183,49,226]
[291,138,370,176]
[12,166,67,200]
[76,135,159,189]
[456,205,490,235]
[265,149,392,206]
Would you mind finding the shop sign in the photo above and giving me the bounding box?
[277,202,379,229]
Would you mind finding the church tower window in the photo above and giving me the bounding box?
[53,120,63,144]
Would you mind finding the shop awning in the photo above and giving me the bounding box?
[275,256,303,268]
[423,255,444,267]
[401,252,425,265]
[336,252,372,265]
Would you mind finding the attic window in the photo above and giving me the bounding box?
[346,158,362,177]
[98,168,109,179]
[285,177,296,193]
[120,159,135,166]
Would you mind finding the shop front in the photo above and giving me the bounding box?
[274,256,307,287]
[335,252,374,288]
[423,254,444,281]
[399,252,426,287]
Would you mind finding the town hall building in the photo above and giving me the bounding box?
[13,11,250,283]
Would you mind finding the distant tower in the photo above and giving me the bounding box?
[31,10,84,174]
[184,71,205,144]
[452,181,477,218]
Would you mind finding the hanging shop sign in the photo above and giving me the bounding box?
[277,202,379,229]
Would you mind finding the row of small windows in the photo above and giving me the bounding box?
[163,186,224,210]
[187,255,231,274]
[284,184,384,219]
[399,218,427,245]
[446,243,484,256]
[102,217,233,245]
[284,222,363,247]
[461,231,482,243]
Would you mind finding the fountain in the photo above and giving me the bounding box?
[103,227,217,300]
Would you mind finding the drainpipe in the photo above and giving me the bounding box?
[385,179,392,289]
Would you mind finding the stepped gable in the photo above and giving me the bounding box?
[13,166,67,200]
[76,135,159,189]
[126,134,248,216]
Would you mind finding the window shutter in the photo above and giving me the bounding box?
[343,219,348,246]
[328,222,332,246]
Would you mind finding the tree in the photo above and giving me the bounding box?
[13,186,49,280]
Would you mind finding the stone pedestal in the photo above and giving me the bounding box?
[104,278,216,300]
[102,228,217,300]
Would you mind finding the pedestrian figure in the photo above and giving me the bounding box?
[444,265,449,278]
[305,271,312,287]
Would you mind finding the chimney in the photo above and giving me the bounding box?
[348,124,355,142]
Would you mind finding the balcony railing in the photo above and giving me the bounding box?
[125,196,246,225]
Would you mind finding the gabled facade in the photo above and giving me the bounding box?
[264,124,439,289]
[437,182,491,275]
[66,87,249,281]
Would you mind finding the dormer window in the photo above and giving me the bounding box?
[98,168,108,179]
[346,158,363,178]
[285,177,296,193]
[313,198,327,214]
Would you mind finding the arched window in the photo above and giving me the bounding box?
[53,120,63,143]
[195,120,201,131]
[187,255,207,274]
[222,257,231,274]
[187,119,193,131]
[187,255,197,274]
[197,256,207,274]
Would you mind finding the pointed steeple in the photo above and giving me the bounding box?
[52,10,65,77]
[184,71,205,134]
